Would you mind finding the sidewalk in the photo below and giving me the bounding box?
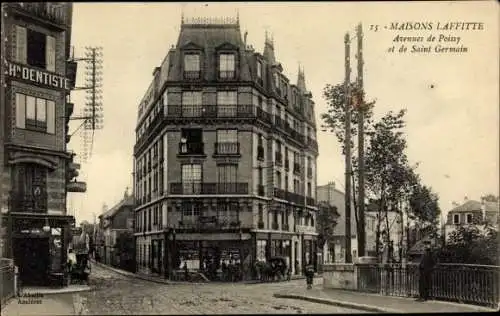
[274,287,498,313]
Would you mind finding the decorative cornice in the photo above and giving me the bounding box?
[8,151,59,170]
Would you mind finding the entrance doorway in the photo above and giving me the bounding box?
[13,237,50,286]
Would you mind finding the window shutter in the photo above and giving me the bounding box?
[15,26,27,64]
[46,100,55,134]
[46,35,56,72]
[15,93,26,129]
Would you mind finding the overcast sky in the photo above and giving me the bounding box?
[67,2,499,224]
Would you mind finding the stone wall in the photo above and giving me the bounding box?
[322,263,357,290]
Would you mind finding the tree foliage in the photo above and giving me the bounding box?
[440,224,499,265]
[481,194,499,202]
[316,202,340,249]
[321,82,441,261]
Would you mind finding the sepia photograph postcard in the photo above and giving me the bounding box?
[0,1,499,315]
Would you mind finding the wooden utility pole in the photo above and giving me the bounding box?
[356,23,366,257]
[344,33,352,264]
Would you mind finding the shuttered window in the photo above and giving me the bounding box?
[46,35,56,72]
[15,25,27,64]
[14,25,55,71]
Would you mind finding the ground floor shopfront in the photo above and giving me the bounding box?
[2,213,75,286]
[135,229,318,280]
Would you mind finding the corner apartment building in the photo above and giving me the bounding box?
[133,17,319,279]
[0,3,81,286]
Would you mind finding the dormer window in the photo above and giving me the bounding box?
[453,213,460,224]
[184,53,200,80]
[219,53,235,79]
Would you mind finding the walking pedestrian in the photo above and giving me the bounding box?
[304,262,315,289]
[417,245,435,301]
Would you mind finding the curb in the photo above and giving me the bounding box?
[273,293,400,313]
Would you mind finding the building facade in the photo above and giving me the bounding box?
[0,3,80,286]
[317,182,377,262]
[133,17,319,279]
[96,191,135,269]
[443,197,499,243]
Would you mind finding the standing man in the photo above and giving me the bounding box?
[417,244,435,301]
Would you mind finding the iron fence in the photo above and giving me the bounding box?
[431,263,500,307]
[1,258,16,306]
[357,263,500,308]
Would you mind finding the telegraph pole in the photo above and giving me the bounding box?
[344,33,352,264]
[356,23,366,257]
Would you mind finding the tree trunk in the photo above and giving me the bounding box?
[375,182,386,261]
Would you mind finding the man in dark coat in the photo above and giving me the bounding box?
[417,245,435,301]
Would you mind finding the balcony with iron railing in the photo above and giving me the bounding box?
[256,107,272,124]
[218,71,236,80]
[178,142,205,156]
[170,182,249,195]
[183,71,201,80]
[272,222,279,230]
[178,216,243,231]
[306,196,316,206]
[167,105,255,119]
[214,142,240,156]
[10,3,67,26]
[273,188,286,200]
[287,191,305,205]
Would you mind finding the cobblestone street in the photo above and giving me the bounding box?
[75,264,362,315]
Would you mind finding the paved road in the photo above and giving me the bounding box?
[75,264,363,315]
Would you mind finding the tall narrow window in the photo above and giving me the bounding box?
[27,28,47,69]
[181,164,202,194]
[257,61,262,78]
[219,53,235,79]
[184,54,200,79]
[181,91,202,117]
[217,91,237,117]
[217,164,238,193]
[276,171,282,189]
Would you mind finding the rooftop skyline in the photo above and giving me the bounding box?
[67,2,498,222]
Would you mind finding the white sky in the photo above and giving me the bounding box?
[67,2,499,224]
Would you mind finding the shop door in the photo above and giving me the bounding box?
[14,237,50,285]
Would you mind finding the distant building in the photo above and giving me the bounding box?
[317,182,378,262]
[443,197,499,243]
[96,190,135,266]
[132,16,319,279]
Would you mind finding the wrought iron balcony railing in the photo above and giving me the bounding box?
[214,142,240,155]
[218,71,236,80]
[306,197,316,206]
[183,71,201,80]
[273,188,286,200]
[178,142,205,155]
[170,182,249,195]
[11,3,67,26]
